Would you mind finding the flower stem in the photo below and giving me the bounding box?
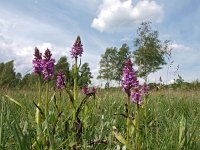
[73,57,78,120]
[144,95,148,149]
[45,81,49,117]
[126,95,130,147]
[59,90,62,112]
[135,104,140,150]
[45,81,55,149]
[73,57,78,145]
[36,75,42,137]
[74,57,78,98]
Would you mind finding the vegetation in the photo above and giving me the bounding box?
[0,57,92,89]
[133,22,170,80]
[98,47,118,88]
[1,88,200,149]
[98,44,131,87]
[0,22,200,150]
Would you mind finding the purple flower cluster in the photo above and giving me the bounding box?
[56,70,66,89]
[32,47,55,81]
[42,49,55,81]
[122,59,139,96]
[131,87,142,105]
[141,82,149,96]
[70,36,83,58]
[32,47,43,74]
[82,85,96,96]
[122,59,149,105]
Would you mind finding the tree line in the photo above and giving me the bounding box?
[0,56,93,89]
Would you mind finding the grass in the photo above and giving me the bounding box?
[0,88,200,149]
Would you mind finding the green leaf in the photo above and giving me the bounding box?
[69,141,77,148]
[113,126,127,145]
[179,115,186,148]
[112,126,132,149]
[4,95,24,109]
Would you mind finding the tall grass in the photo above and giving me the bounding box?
[0,88,200,149]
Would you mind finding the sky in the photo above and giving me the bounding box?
[0,0,200,85]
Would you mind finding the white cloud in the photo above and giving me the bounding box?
[91,0,163,32]
[170,43,192,52]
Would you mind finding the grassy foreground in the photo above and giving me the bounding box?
[0,88,200,149]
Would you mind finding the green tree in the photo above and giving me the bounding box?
[115,43,131,84]
[0,62,5,83]
[0,60,16,87]
[97,47,118,88]
[55,56,70,73]
[21,73,36,88]
[69,63,93,88]
[78,62,93,87]
[172,74,184,89]
[15,72,22,87]
[16,72,22,80]
[134,22,169,80]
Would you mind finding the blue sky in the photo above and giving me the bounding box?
[0,0,199,85]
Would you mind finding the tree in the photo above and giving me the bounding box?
[0,62,5,83]
[0,60,16,87]
[97,47,118,88]
[115,43,131,84]
[134,22,169,80]
[21,73,36,88]
[174,74,184,88]
[78,62,93,87]
[69,63,93,88]
[15,72,22,87]
[16,72,22,80]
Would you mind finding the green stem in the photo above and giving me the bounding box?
[45,81,55,149]
[45,81,49,147]
[73,58,78,120]
[135,104,140,150]
[144,95,148,149]
[74,58,78,102]
[36,75,42,136]
[45,81,49,117]
[126,95,130,147]
[73,57,78,146]
[59,91,62,112]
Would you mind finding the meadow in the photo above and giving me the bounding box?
[0,36,200,150]
[0,87,200,150]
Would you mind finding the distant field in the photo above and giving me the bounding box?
[0,88,200,149]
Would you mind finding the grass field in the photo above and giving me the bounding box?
[0,88,200,149]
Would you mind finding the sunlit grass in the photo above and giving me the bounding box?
[0,88,200,149]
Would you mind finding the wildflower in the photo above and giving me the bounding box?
[131,87,142,105]
[56,70,66,89]
[34,47,42,60]
[82,85,89,95]
[43,48,52,61]
[42,49,55,81]
[141,83,149,96]
[32,47,43,74]
[122,59,138,96]
[82,85,96,96]
[70,36,83,58]
[92,87,96,94]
